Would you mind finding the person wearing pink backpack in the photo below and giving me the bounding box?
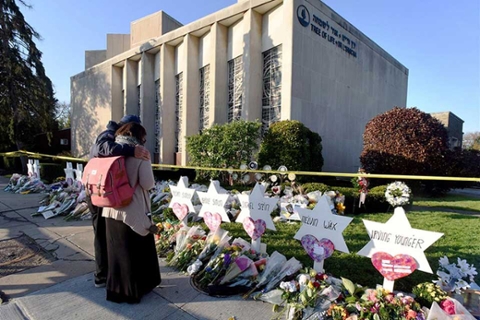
[101,122,161,304]
[87,115,150,288]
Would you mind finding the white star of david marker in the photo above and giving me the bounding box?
[168,176,196,213]
[197,180,230,222]
[294,195,353,253]
[235,182,278,231]
[357,207,443,273]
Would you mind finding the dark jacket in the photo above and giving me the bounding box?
[89,121,135,159]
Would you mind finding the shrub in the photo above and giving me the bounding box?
[360,107,450,195]
[445,148,480,189]
[301,183,390,214]
[186,120,261,182]
[258,120,323,181]
[39,163,65,183]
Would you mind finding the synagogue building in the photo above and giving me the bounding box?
[71,0,408,172]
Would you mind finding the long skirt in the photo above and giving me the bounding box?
[105,218,161,304]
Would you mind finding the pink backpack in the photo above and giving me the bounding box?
[82,156,135,208]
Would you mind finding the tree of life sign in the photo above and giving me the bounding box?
[235,183,278,252]
[294,196,353,273]
[357,207,443,291]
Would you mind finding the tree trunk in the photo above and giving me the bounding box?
[15,140,27,174]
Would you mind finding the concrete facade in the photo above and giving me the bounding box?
[431,111,464,149]
[71,0,408,172]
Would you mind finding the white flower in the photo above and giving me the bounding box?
[280,280,298,293]
[439,256,450,267]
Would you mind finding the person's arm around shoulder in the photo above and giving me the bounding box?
[93,131,151,160]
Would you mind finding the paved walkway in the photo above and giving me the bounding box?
[0,176,272,320]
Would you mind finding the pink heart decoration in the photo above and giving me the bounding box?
[242,217,266,240]
[301,235,335,262]
[371,252,418,281]
[172,202,189,221]
[204,212,222,232]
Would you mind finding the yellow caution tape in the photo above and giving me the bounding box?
[1,150,479,182]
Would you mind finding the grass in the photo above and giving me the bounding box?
[218,209,480,293]
[414,194,480,213]
[162,195,480,293]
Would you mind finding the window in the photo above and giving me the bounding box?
[261,45,282,136]
[154,79,160,154]
[227,56,243,122]
[137,84,141,117]
[175,73,183,153]
[199,65,211,131]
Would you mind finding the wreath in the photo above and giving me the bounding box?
[385,181,411,207]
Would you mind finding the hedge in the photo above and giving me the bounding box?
[301,183,390,214]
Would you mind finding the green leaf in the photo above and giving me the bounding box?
[341,277,356,296]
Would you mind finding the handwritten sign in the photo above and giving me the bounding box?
[197,180,230,222]
[235,183,278,231]
[168,176,196,213]
[357,207,443,274]
[294,196,353,253]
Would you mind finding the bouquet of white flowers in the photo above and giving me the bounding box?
[385,181,411,207]
[433,256,478,294]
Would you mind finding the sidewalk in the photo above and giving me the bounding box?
[0,176,272,320]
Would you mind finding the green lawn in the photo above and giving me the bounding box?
[414,194,480,213]
[220,209,480,292]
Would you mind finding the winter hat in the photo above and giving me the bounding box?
[119,114,141,125]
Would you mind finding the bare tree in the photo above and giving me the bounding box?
[463,132,480,150]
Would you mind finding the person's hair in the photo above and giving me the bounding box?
[115,122,147,144]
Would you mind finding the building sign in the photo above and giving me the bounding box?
[297,5,357,58]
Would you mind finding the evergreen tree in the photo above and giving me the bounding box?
[0,0,57,154]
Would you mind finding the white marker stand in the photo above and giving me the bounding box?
[313,260,325,274]
[27,159,34,177]
[383,279,394,292]
[75,164,83,181]
[181,216,188,227]
[33,160,41,179]
[65,162,74,185]
[251,237,261,252]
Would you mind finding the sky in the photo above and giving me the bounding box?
[22,0,480,133]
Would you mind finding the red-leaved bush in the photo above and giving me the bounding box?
[360,107,450,194]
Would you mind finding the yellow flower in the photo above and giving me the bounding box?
[308,282,315,289]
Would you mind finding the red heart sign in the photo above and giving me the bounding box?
[242,217,266,240]
[172,202,189,221]
[371,252,418,280]
[204,212,222,232]
[301,235,335,262]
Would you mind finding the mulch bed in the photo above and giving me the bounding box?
[0,234,56,278]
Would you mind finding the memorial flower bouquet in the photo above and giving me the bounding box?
[412,282,448,307]
[167,226,206,271]
[197,228,231,262]
[155,221,181,257]
[433,256,478,294]
[385,181,411,207]
[326,284,425,320]
[271,268,331,320]
[195,244,243,289]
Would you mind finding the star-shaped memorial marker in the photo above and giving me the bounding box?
[294,195,353,253]
[197,180,230,222]
[235,183,278,231]
[168,176,196,213]
[357,207,443,273]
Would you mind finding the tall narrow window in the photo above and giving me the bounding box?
[175,73,183,153]
[154,79,160,155]
[137,84,141,117]
[227,56,243,122]
[199,65,210,131]
[262,45,282,136]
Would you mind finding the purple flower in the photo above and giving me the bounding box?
[224,254,232,266]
